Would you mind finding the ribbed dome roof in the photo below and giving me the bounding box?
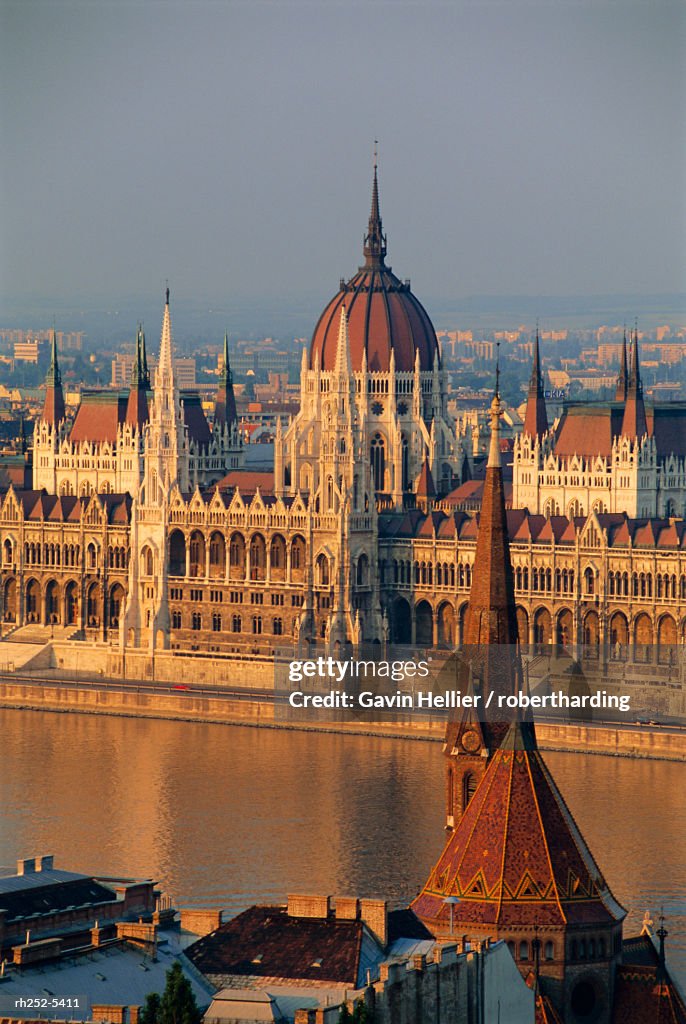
[309,167,440,373]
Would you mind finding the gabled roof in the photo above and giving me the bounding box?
[412,720,626,933]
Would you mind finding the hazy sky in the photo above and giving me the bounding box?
[2,0,685,312]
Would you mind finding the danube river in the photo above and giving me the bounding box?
[1,708,684,984]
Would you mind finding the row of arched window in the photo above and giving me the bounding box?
[170,610,286,635]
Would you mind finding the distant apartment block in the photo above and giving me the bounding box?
[1,329,84,352]
[13,338,49,364]
[111,352,196,387]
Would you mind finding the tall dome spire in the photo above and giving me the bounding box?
[363,156,387,269]
[309,161,439,373]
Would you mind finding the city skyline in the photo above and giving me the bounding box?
[1,0,685,314]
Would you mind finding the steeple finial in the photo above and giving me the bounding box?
[165,281,170,306]
[215,330,237,428]
[45,327,61,388]
[363,147,387,269]
[488,351,502,470]
[42,327,65,425]
[616,324,629,401]
[621,319,647,438]
[523,324,549,438]
[220,331,233,387]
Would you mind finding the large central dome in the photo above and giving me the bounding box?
[309,167,440,373]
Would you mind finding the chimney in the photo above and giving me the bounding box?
[359,899,388,947]
[287,894,331,919]
[16,858,37,876]
[335,897,360,921]
[37,855,54,872]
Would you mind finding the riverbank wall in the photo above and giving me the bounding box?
[0,639,685,761]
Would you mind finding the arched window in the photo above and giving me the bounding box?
[544,941,554,961]
[401,435,410,491]
[370,433,386,491]
[462,773,477,811]
[519,941,529,961]
[87,543,97,570]
[316,553,330,587]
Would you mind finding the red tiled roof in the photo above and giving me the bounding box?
[554,401,686,459]
[310,266,439,373]
[216,471,276,494]
[70,392,128,443]
[412,721,626,934]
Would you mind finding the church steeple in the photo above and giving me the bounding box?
[215,331,237,428]
[621,326,648,439]
[615,326,628,401]
[42,328,65,425]
[523,326,548,438]
[463,381,518,649]
[363,150,387,270]
[442,366,520,831]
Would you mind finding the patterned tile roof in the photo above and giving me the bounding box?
[412,720,626,933]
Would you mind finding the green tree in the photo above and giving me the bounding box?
[140,962,201,1024]
[139,992,161,1024]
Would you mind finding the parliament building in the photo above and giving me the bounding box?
[3,170,686,670]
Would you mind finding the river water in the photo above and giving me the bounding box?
[0,708,684,985]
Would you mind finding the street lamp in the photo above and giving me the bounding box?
[443,895,460,936]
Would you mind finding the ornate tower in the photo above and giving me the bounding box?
[33,329,67,491]
[143,288,191,499]
[621,329,648,440]
[443,385,519,830]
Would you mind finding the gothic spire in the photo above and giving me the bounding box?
[126,324,150,427]
[621,325,648,439]
[464,380,518,648]
[363,151,387,269]
[615,326,628,401]
[523,325,548,438]
[215,331,237,427]
[42,328,65,425]
[155,285,176,392]
[333,305,353,379]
